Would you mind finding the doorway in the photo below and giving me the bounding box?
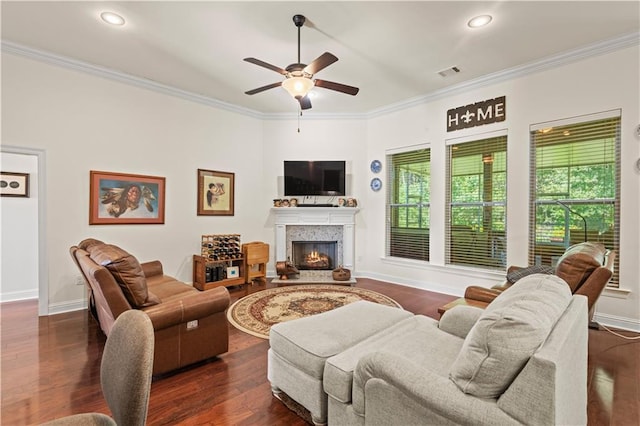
[0,146,47,315]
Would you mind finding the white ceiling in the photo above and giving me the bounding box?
[2,1,639,115]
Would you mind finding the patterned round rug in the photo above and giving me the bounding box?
[227,284,402,339]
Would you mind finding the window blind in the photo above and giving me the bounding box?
[386,148,431,261]
[528,111,620,287]
[445,135,507,269]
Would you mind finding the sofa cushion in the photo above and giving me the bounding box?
[449,274,572,399]
[88,244,158,308]
[326,315,463,408]
[554,242,605,292]
[269,301,412,380]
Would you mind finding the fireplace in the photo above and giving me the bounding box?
[273,207,359,274]
[292,241,337,270]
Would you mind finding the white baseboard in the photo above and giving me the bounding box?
[355,270,465,297]
[47,298,87,315]
[0,289,38,303]
[593,312,640,333]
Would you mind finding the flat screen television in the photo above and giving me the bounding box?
[284,161,346,196]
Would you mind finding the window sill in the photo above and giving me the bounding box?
[380,256,505,280]
[602,287,631,299]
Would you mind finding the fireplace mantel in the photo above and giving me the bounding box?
[272,207,360,271]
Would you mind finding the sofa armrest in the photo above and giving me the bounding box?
[464,285,503,303]
[353,352,508,424]
[438,305,484,338]
[141,260,163,278]
[142,286,230,331]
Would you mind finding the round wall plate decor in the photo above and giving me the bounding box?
[370,160,382,173]
[370,177,382,192]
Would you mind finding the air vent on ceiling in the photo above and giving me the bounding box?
[437,66,460,77]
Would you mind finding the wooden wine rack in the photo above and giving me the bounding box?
[193,234,245,291]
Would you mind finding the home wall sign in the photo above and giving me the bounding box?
[447,96,506,132]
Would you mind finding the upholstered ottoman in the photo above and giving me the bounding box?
[268,301,412,425]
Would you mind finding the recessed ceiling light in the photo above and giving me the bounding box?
[100,12,125,26]
[468,15,492,28]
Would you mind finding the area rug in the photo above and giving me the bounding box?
[227,284,401,339]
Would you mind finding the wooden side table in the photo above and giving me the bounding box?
[242,242,269,285]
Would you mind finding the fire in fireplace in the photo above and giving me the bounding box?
[291,241,337,270]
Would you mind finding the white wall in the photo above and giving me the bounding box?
[362,46,640,330]
[0,152,39,301]
[2,44,639,330]
[2,53,265,312]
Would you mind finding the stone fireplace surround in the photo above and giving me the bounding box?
[273,207,359,273]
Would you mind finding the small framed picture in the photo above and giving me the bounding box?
[227,266,239,278]
[0,172,29,197]
[197,169,235,216]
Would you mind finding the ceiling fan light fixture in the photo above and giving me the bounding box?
[282,76,314,99]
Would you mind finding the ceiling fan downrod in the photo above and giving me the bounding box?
[293,14,305,65]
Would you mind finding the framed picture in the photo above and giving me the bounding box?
[89,170,165,225]
[197,169,234,216]
[0,172,29,197]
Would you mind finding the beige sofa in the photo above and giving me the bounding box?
[269,274,589,425]
[71,238,230,375]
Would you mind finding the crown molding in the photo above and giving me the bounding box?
[3,31,638,121]
[366,32,640,118]
[1,40,265,119]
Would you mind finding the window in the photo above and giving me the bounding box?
[386,148,430,261]
[446,134,507,269]
[529,111,620,286]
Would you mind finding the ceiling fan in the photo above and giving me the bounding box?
[244,14,359,110]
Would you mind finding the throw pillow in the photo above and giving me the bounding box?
[88,244,158,308]
[506,265,554,284]
[449,274,572,399]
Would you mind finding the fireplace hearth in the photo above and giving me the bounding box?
[292,241,337,270]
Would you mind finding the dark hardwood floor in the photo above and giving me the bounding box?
[2,278,639,425]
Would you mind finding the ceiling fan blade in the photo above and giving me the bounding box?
[298,96,312,110]
[303,52,338,75]
[243,58,288,75]
[245,82,282,95]
[314,79,360,96]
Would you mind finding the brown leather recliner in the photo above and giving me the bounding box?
[71,238,230,375]
[464,242,616,321]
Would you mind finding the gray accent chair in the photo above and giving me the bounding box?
[42,309,155,426]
